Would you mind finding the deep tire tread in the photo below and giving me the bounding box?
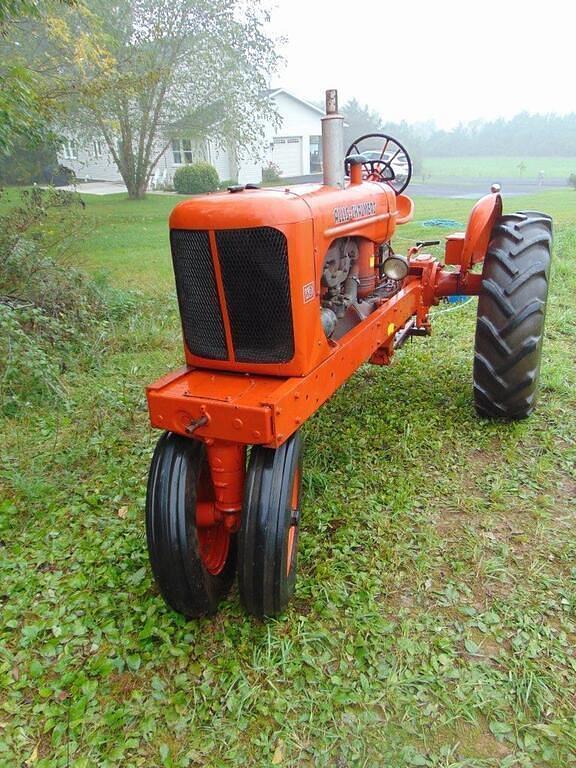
[473,211,552,419]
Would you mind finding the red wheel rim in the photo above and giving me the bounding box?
[286,465,300,576]
[196,459,230,576]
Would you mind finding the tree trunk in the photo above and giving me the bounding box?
[126,182,147,199]
[124,173,147,200]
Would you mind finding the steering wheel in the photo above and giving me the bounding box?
[345,133,412,194]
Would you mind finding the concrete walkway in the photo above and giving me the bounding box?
[46,181,129,195]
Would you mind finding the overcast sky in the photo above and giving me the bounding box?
[267,0,572,128]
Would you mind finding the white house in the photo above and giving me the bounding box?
[58,89,326,187]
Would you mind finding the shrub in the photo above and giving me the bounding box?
[262,161,282,184]
[173,162,219,195]
[0,187,133,415]
[0,137,59,186]
[568,173,576,190]
[218,178,238,190]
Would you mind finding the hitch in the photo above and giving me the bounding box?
[394,317,430,349]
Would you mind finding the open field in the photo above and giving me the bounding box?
[422,157,576,182]
[1,189,575,766]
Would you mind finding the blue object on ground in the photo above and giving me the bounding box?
[421,219,463,228]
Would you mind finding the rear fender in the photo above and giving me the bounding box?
[444,192,502,271]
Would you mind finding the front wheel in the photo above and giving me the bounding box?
[473,211,552,419]
[145,432,237,617]
[238,431,303,618]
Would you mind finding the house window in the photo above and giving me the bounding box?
[172,139,199,165]
[62,139,78,160]
[310,135,322,173]
[93,140,103,158]
[182,139,193,164]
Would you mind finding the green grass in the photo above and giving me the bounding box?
[421,156,576,181]
[1,190,576,767]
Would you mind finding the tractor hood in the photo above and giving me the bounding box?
[168,181,403,232]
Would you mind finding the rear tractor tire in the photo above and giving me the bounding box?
[473,211,552,419]
[146,432,237,617]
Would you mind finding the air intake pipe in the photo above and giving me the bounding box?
[321,89,345,188]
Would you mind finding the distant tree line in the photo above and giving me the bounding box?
[424,113,576,156]
[343,100,576,159]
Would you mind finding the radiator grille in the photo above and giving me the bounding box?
[170,230,228,360]
[216,227,294,363]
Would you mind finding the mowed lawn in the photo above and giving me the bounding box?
[1,188,575,767]
[422,156,576,182]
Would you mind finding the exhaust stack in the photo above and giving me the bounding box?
[321,89,344,188]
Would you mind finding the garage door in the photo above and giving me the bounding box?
[271,136,302,177]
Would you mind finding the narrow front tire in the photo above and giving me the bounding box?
[238,431,303,618]
[146,432,236,618]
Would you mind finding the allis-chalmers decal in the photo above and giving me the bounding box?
[333,200,376,224]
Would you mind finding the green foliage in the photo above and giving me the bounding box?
[0,66,46,154]
[568,173,576,190]
[0,137,59,184]
[218,177,237,190]
[0,187,134,414]
[0,2,80,153]
[173,161,219,195]
[0,0,77,29]
[262,161,281,183]
[0,189,575,765]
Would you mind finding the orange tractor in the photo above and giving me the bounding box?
[145,90,552,619]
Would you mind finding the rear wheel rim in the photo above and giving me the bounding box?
[286,466,300,576]
[196,459,230,576]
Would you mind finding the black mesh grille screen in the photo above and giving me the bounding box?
[170,230,228,360]
[216,227,294,363]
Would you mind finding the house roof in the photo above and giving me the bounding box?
[264,88,326,117]
[170,88,345,135]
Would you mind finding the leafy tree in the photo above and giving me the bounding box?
[53,0,281,199]
[342,99,383,147]
[0,136,59,184]
[0,0,78,153]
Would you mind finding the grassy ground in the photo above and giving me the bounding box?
[421,157,576,182]
[1,189,575,767]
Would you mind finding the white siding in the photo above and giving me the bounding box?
[58,141,124,182]
[207,142,231,181]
